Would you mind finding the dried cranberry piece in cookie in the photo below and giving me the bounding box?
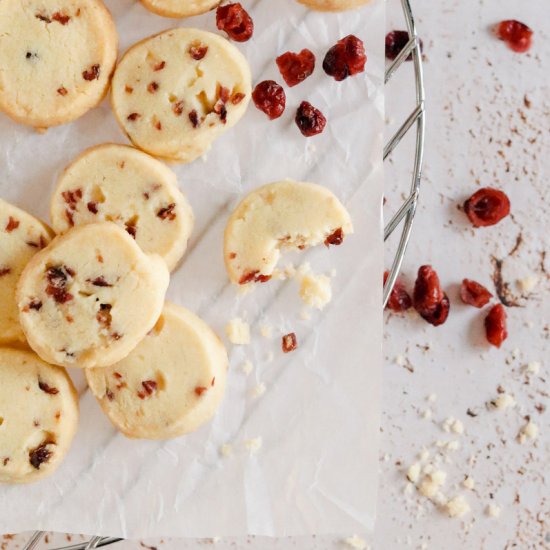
[463,188,510,227]
[295,101,326,137]
[460,279,493,308]
[276,49,316,87]
[495,20,533,53]
[323,35,366,81]
[413,265,444,317]
[384,271,412,312]
[385,30,423,61]
[485,304,508,347]
[252,80,286,120]
[216,3,254,43]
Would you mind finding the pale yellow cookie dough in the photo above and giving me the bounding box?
[224,180,353,285]
[297,0,371,11]
[0,199,53,346]
[0,348,79,484]
[17,223,169,369]
[50,144,194,271]
[140,0,221,18]
[111,28,251,163]
[85,302,228,439]
[0,0,118,129]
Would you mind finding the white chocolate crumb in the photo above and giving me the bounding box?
[259,324,272,338]
[462,476,475,490]
[524,361,541,375]
[421,409,432,420]
[407,463,421,483]
[418,470,447,498]
[343,535,369,550]
[225,318,250,345]
[516,275,538,293]
[486,503,501,518]
[518,420,538,443]
[250,383,266,398]
[488,393,516,410]
[244,437,263,454]
[444,495,471,518]
[219,443,233,458]
[241,360,254,375]
[427,393,437,403]
[299,272,332,310]
[446,440,460,451]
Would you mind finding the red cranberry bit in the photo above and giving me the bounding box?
[216,3,254,43]
[172,100,184,116]
[127,112,140,121]
[413,265,444,317]
[385,30,423,61]
[45,266,74,304]
[153,60,166,71]
[29,442,53,469]
[62,188,82,209]
[5,216,19,232]
[485,304,508,347]
[157,203,176,221]
[142,380,157,395]
[295,101,326,137]
[57,86,68,96]
[25,299,43,311]
[88,276,112,287]
[189,43,208,60]
[147,81,159,93]
[323,35,366,81]
[464,188,510,227]
[36,13,51,23]
[231,92,245,105]
[282,333,298,353]
[239,270,272,285]
[383,271,412,312]
[82,64,100,81]
[38,380,59,395]
[460,279,493,308]
[419,293,450,326]
[252,80,286,120]
[106,389,115,401]
[324,227,344,247]
[195,386,208,396]
[189,110,200,128]
[276,49,316,87]
[495,20,533,53]
[0,267,10,277]
[87,201,98,214]
[52,11,70,25]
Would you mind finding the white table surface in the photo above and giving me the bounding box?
[4,0,549,548]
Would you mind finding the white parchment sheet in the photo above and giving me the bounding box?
[0,0,384,538]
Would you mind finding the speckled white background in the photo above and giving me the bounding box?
[3,0,549,548]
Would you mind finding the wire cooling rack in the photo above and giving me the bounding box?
[20,1,424,548]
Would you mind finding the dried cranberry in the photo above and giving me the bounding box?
[413,265,444,317]
[252,80,286,120]
[324,227,344,246]
[460,279,493,308]
[38,380,59,395]
[464,188,510,227]
[57,87,68,96]
[384,271,412,312]
[323,35,366,81]
[216,3,254,43]
[88,276,112,287]
[295,101,326,137]
[189,110,200,128]
[195,386,208,396]
[276,49,316,87]
[485,304,508,347]
[239,270,271,285]
[29,442,53,469]
[52,11,70,25]
[0,267,10,277]
[385,30,423,61]
[5,216,19,232]
[282,333,298,353]
[87,201,98,214]
[495,20,533,53]
[82,64,100,81]
[157,203,176,221]
[419,293,450,326]
[45,266,74,304]
[189,44,208,60]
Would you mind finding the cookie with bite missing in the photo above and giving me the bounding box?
[85,302,228,439]
[0,0,118,129]
[111,28,251,163]
[51,144,194,271]
[0,348,79,484]
[140,0,221,18]
[17,223,169,369]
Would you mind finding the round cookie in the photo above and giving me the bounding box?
[51,144,194,271]
[0,348,79,484]
[0,199,53,346]
[224,180,353,285]
[111,28,251,163]
[17,223,169,369]
[85,302,228,439]
[140,0,221,18]
[296,0,370,11]
[0,0,118,129]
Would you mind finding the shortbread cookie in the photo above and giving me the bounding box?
[224,180,353,284]
[0,348,79,484]
[0,0,118,129]
[111,28,251,163]
[51,144,194,271]
[0,199,53,346]
[85,302,228,439]
[17,223,169,369]
[297,0,370,11]
[140,0,221,18]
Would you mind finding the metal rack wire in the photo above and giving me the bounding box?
[20,1,424,548]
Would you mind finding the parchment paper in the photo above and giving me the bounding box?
[0,0,384,538]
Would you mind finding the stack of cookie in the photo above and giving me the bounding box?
[0,0,356,485]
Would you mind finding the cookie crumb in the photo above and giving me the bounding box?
[462,476,475,490]
[406,463,421,483]
[516,274,538,293]
[517,419,538,443]
[444,495,470,518]
[485,503,501,518]
[244,437,262,454]
[343,535,369,549]
[418,469,447,498]
[523,361,541,375]
[241,360,254,375]
[259,324,272,338]
[250,383,266,398]
[225,318,250,345]
[488,393,516,410]
[299,272,332,310]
